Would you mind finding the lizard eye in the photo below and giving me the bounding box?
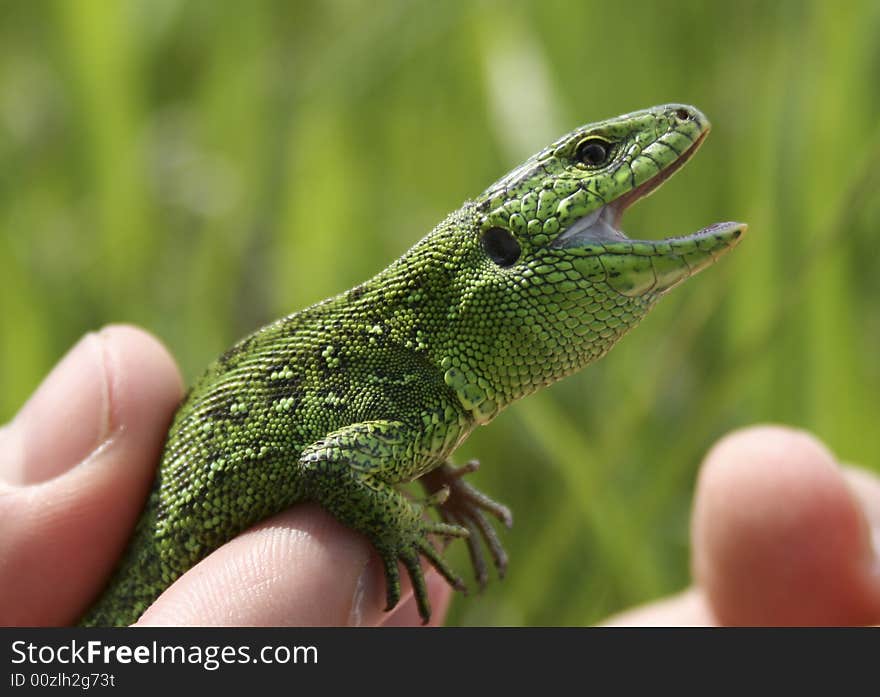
[482,226,521,267]
[576,137,612,167]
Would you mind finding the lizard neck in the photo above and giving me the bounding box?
[341,202,600,425]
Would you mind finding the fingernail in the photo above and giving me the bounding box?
[0,332,111,485]
[349,557,385,627]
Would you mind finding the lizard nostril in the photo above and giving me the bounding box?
[674,107,692,121]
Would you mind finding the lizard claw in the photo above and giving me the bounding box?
[420,460,512,591]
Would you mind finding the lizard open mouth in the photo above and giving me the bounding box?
[552,131,730,251]
[549,127,745,295]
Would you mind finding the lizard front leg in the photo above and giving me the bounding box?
[298,420,468,623]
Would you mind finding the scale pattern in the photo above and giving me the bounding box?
[80,105,744,625]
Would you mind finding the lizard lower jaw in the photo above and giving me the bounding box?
[552,202,746,296]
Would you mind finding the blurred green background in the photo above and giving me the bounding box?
[2,0,879,625]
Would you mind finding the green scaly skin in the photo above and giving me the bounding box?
[79,104,746,626]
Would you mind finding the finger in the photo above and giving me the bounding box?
[692,425,880,626]
[136,504,452,626]
[599,587,716,626]
[0,325,182,625]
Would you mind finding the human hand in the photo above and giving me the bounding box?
[602,425,880,626]
[9,327,873,627]
[0,325,450,626]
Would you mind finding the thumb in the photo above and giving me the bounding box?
[0,325,182,625]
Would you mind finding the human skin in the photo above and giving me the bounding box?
[1,325,878,626]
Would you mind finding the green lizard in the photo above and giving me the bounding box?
[80,104,745,626]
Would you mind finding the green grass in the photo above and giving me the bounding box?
[2,0,878,625]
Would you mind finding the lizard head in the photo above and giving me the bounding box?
[476,103,745,294]
[437,104,746,412]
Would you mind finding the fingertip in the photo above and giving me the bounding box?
[0,324,183,486]
[1,331,108,485]
[0,325,184,624]
[137,505,376,626]
[700,425,837,479]
[693,424,880,625]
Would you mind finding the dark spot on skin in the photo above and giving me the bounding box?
[313,386,337,407]
[265,365,303,402]
[227,407,248,424]
[206,447,223,468]
[200,397,243,423]
[218,336,255,369]
[217,347,240,369]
